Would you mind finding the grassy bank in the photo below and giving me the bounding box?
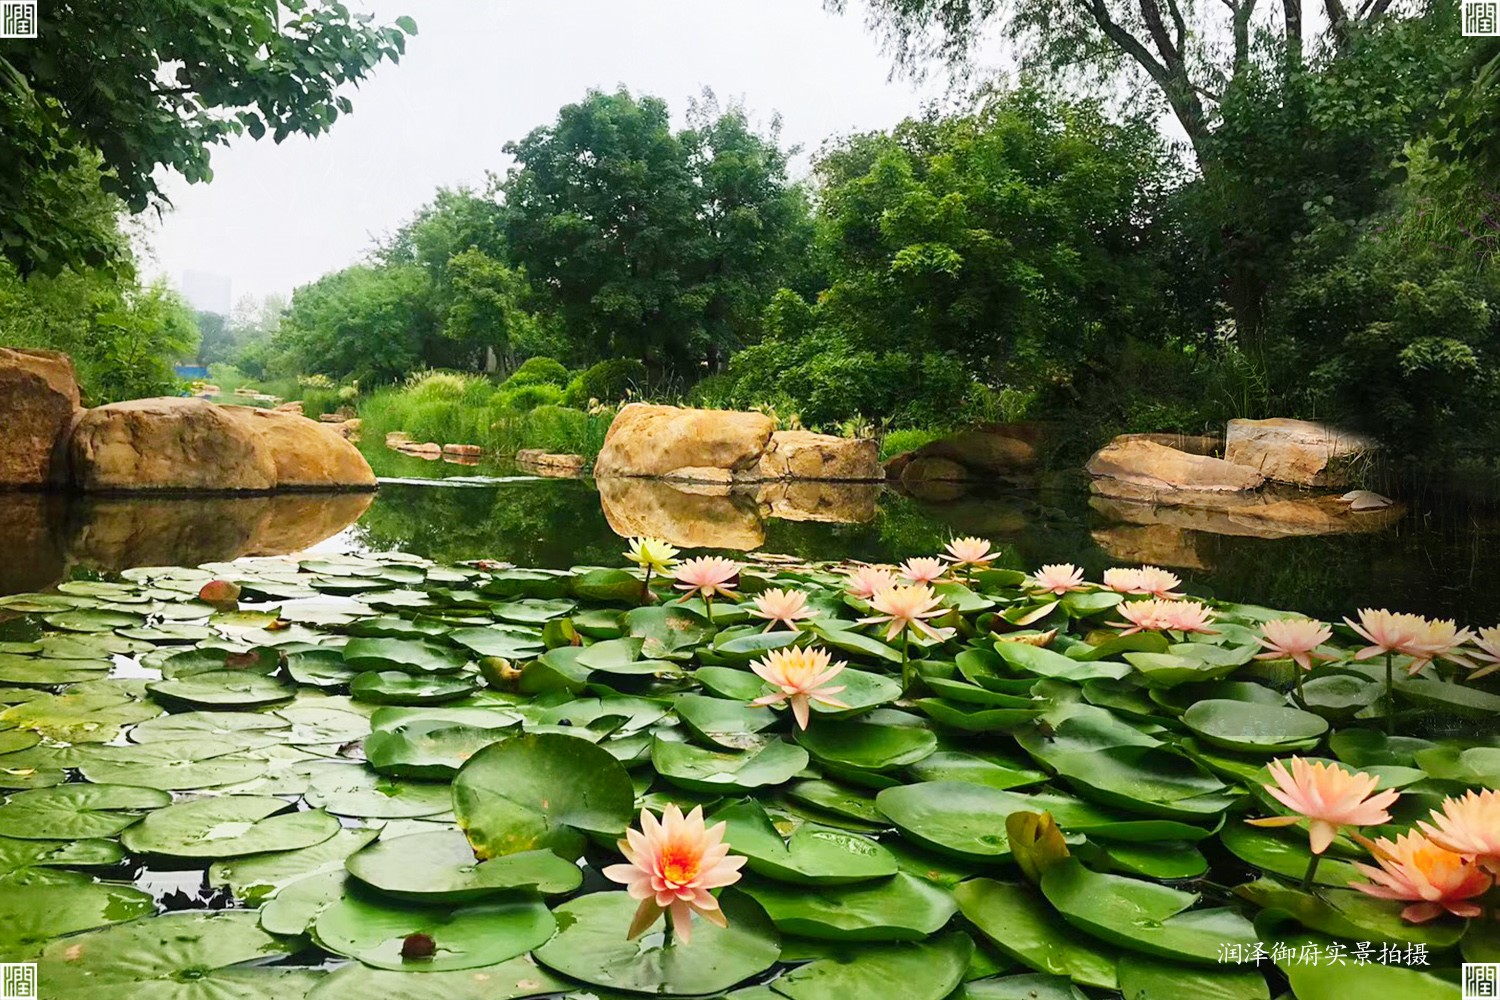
[355,372,614,462]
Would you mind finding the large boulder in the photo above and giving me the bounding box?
[219,406,376,489]
[0,347,81,487]
[1224,417,1375,487]
[1087,437,1265,495]
[755,481,880,524]
[594,404,774,479]
[596,476,765,550]
[754,431,882,481]
[70,398,279,492]
[915,429,1037,475]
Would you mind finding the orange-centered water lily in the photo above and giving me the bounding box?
[944,536,996,570]
[1112,599,1169,635]
[1030,563,1086,595]
[749,588,815,632]
[1156,600,1217,635]
[1256,619,1335,672]
[1134,566,1185,600]
[1401,617,1475,675]
[1248,757,1400,854]
[899,556,948,586]
[602,803,747,944]
[1350,830,1492,923]
[1344,608,1423,661]
[673,557,742,603]
[1418,790,1500,874]
[749,646,849,728]
[858,583,955,643]
[844,565,898,601]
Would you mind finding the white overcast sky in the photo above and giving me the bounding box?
[143,0,959,308]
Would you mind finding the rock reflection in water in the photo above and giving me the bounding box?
[0,491,372,591]
[597,477,882,551]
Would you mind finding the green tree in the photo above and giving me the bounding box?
[0,0,415,275]
[272,264,434,383]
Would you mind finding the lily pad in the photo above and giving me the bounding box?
[147,671,295,710]
[533,890,780,995]
[0,837,125,873]
[954,878,1118,990]
[313,893,556,972]
[351,670,477,705]
[714,799,897,885]
[771,932,973,1000]
[796,719,937,771]
[121,794,342,858]
[0,783,170,839]
[304,955,568,1000]
[0,867,155,958]
[346,830,582,901]
[1181,699,1328,753]
[305,767,454,819]
[365,720,513,779]
[653,736,810,794]
[741,871,956,941]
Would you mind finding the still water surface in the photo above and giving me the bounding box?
[8,448,1500,625]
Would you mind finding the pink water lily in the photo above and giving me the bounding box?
[1030,563,1086,595]
[1156,600,1217,635]
[1351,830,1492,923]
[749,646,849,729]
[749,588,815,632]
[1102,568,1143,594]
[1344,608,1423,661]
[1247,758,1400,855]
[602,804,747,944]
[899,556,948,586]
[1256,618,1336,672]
[1402,617,1475,675]
[1469,626,1500,679]
[844,565,898,601]
[858,583,955,643]
[1418,790,1500,874]
[943,536,996,570]
[1111,599,1168,635]
[673,557,742,603]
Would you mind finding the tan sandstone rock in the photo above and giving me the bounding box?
[597,476,764,550]
[516,450,585,476]
[220,406,376,489]
[915,429,1037,475]
[70,398,279,492]
[0,347,80,486]
[1086,437,1264,495]
[1224,417,1375,487]
[754,430,882,481]
[594,404,774,479]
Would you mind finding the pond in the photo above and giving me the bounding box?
[11,451,1500,625]
[1,463,1496,998]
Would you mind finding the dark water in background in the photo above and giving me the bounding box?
[9,442,1500,626]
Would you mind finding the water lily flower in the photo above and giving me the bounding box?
[1350,830,1492,923]
[1256,618,1335,672]
[625,537,679,575]
[1135,566,1185,600]
[1111,599,1169,635]
[602,804,747,944]
[858,583,955,644]
[844,565,898,601]
[1418,790,1500,874]
[1030,563,1086,595]
[899,557,948,586]
[1156,600,1217,635]
[1247,758,1400,857]
[749,588,815,632]
[1344,608,1423,661]
[1468,625,1500,679]
[1102,568,1143,593]
[1402,617,1475,675]
[674,557,742,606]
[944,536,996,571]
[749,646,849,728]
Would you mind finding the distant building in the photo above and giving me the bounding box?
[181,270,232,316]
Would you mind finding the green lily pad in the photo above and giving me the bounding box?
[43,608,144,632]
[772,932,973,1000]
[1218,823,1365,887]
[210,827,381,903]
[365,720,513,779]
[147,671,295,710]
[260,869,347,936]
[653,736,810,793]
[1040,860,1260,964]
[0,867,155,957]
[1272,934,1456,999]
[453,732,635,859]
[742,871,956,941]
[0,837,125,873]
[954,878,1118,990]
[1116,954,1270,1000]
[75,741,269,789]
[915,698,1044,731]
[346,830,581,902]
[534,890,780,995]
[304,955,568,999]
[796,719,937,771]
[447,626,545,660]
[313,893,555,972]
[491,598,577,624]
[1,689,161,742]
[714,799,897,885]
[121,794,342,858]
[305,767,454,819]
[128,710,289,744]
[0,783,170,839]
[33,910,298,999]
[0,655,111,686]
[906,749,1047,791]
[626,604,716,659]
[675,694,777,750]
[997,641,1130,682]
[343,637,471,674]
[351,670,477,705]
[286,648,360,688]
[1181,699,1328,753]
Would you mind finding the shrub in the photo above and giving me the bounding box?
[880,427,947,460]
[494,383,565,413]
[502,356,569,390]
[571,358,647,406]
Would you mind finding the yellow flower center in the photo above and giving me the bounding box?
[660,844,699,886]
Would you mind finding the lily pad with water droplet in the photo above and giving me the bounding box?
[713,799,897,885]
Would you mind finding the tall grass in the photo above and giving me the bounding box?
[357,371,614,462]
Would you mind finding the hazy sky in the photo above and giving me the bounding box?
[145,0,953,308]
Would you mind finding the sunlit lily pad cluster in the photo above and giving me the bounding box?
[0,538,1496,999]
